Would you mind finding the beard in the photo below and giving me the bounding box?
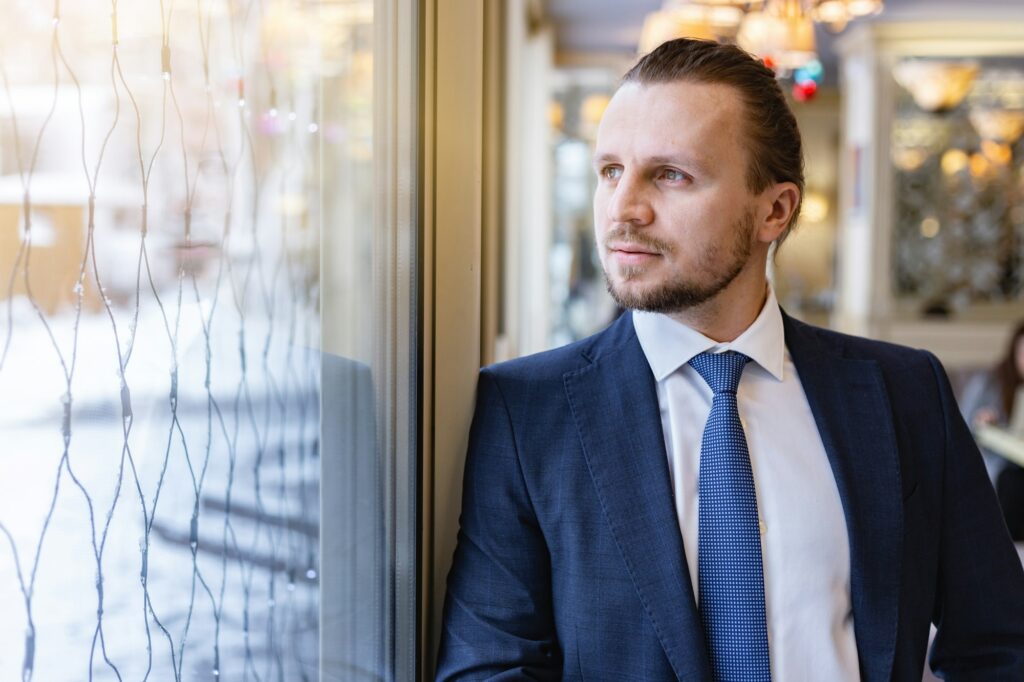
[601,211,755,314]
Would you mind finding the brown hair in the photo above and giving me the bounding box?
[622,38,805,246]
[996,320,1024,417]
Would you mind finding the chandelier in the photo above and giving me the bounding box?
[640,0,884,70]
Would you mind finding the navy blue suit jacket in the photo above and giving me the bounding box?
[437,310,1024,680]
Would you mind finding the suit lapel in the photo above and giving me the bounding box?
[784,313,903,682]
[563,314,711,682]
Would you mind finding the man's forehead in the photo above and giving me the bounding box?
[596,80,745,165]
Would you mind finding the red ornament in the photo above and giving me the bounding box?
[792,79,818,102]
[762,55,777,72]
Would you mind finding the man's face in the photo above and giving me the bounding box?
[593,80,763,314]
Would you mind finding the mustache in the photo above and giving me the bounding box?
[603,226,674,255]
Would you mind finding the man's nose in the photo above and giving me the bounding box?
[606,172,653,226]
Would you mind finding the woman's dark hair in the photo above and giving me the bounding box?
[622,38,805,246]
[996,320,1024,417]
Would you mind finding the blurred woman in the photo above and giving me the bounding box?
[961,320,1024,540]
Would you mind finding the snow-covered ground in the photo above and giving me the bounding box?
[0,294,320,681]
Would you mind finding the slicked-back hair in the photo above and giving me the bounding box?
[622,38,805,246]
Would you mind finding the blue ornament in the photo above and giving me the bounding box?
[803,59,824,83]
[794,68,814,85]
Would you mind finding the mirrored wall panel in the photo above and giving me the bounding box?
[891,56,1024,316]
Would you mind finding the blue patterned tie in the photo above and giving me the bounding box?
[689,351,771,682]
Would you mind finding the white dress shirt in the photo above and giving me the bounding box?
[633,287,861,681]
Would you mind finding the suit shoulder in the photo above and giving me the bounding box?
[789,316,935,370]
[482,312,632,384]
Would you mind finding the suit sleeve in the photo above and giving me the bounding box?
[926,352,1024,679]
[435,369,561,681]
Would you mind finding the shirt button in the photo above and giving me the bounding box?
[740,417,748,430]
[759,520,767,536]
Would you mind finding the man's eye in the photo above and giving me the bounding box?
[601,166,622,180]
[661,168,688,183]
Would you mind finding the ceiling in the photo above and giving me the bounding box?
[545,0,1024,61]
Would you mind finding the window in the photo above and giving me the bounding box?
[0,2,327,678]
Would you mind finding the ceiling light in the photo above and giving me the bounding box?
[969,108,1024,144]
[893,60,979,113]
[639,11,716,53]
[737,1,816,71]
[641,0,885,72]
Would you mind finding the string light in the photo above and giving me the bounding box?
[0,0,321,678]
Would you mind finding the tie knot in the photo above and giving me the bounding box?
[688,351,750,394]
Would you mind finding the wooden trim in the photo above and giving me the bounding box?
[418,0,437,674]
[420,0,486,677]
[481,0,504,367]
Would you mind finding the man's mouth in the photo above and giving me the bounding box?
[608,243,661,267]
[608,242,660,256]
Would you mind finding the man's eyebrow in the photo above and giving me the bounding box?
[591,152,710,172]
[647,154,710,172]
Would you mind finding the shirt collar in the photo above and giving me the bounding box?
[633,285,786,383]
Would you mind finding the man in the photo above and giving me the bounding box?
[436,38,1024,681]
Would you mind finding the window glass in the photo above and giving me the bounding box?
[0,1,321,678]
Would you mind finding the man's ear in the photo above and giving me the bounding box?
[755,182,800,244]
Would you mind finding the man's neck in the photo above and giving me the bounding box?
[665,270,769,343]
